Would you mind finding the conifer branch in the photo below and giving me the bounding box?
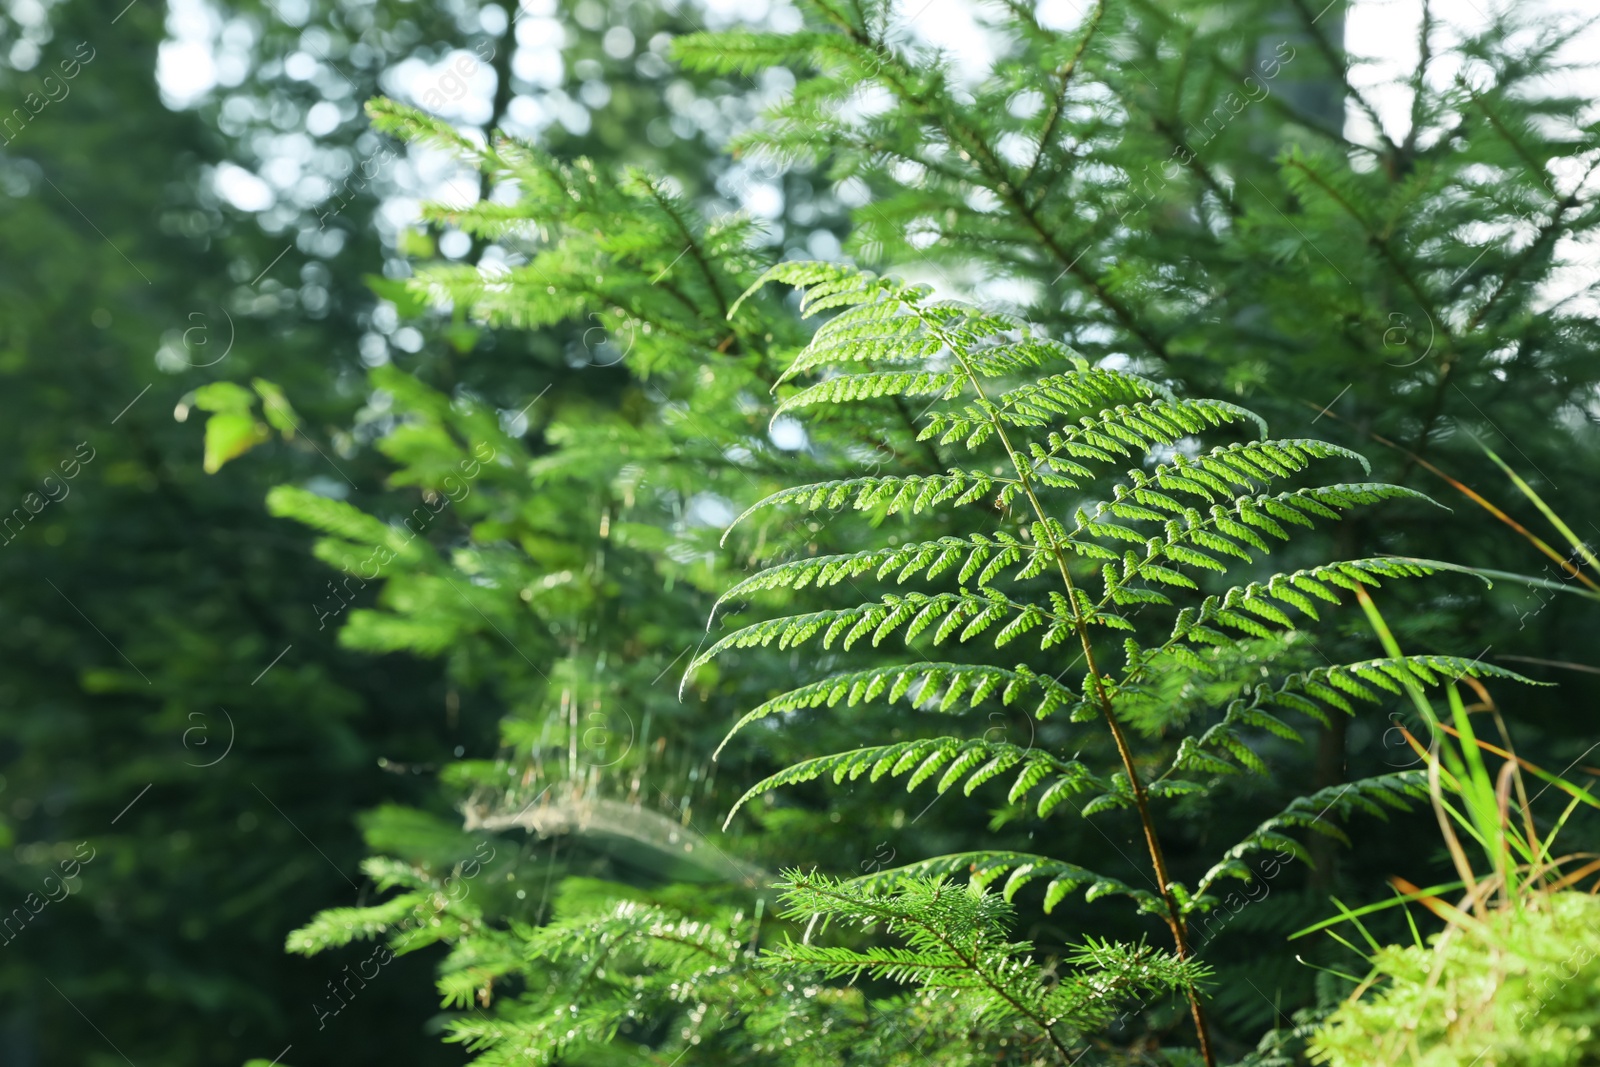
[1285,0,1404,163]
[1400,0,1434,161]
[1022,0,1106,189]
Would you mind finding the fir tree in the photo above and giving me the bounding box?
[273,1,1600,1063]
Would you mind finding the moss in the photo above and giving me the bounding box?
[1311,892,1600,1066]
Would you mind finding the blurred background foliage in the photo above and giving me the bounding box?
[0,0,1597,1063]
[0,0,783,1061]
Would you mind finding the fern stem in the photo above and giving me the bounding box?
[1042,545,1217,1067]
[932,325,1216,1066]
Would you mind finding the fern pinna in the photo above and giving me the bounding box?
[691,262,1537,1063]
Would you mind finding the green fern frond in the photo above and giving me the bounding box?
[851,851,1161,915]
[1170,558,1468,645]
[442,1000,627,1066]
[366,97,483,157]
[1100,485,1441,583]
[774,369,965,414]
[266,485,403,548]
[771,871,1207,1040]
[732,261,915,322]
[769,871,1076,1034]
[1168,653,1543,780]
[962,338,1086,377]
[1135,439,1373,501]
[523,897,745,968]
[1194,772,1432,897]
[1279,655,1548,713]
[713,662,1079,758]
[671,30,840,75]
[721,470,1008,542]
[1019,394,1263,447]
[722,738,1106,827]
[921,369,1164,446]
[715,532,1124,612]
[703,260,1500,1060]
[691,590,1060,679]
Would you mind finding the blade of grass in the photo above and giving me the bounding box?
[1389,876,1486,931]
[1393,883,1424,949]
[1496,655,1600,677]
[1290,881,1465,939]
[1430,722,1600,812]
[1299,404,1599,591]
[1442,683,1509,897]
[1356,589,1481,891]
[1476,439,1600,573]
[1548,857,1600,892]
[1546,793,1595,866]
[1292,955,1368,985]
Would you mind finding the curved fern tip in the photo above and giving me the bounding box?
[710,715,745,764]
[728,269,779,320]
[720,796,751,830]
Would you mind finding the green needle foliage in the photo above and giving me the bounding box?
[770,870,1211,1059]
